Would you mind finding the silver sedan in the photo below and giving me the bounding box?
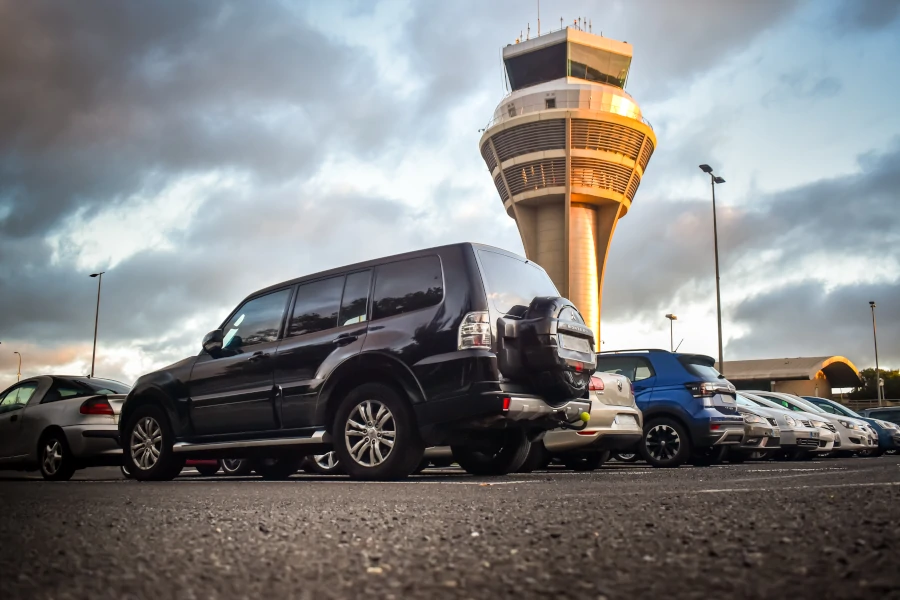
[0,375,129,480]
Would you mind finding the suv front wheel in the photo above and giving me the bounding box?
[332,383,424,481]
[122,404,185,481]
[640,417,691,468]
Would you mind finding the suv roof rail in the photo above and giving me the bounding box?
[597,348,669,355]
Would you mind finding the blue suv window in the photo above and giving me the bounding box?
[678,355,723,382]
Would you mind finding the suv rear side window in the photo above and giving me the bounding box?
[678,356,723,382]
[477,249,558,315]
[340,270,372,326]
[595,356,655,382]
[222,289,292,350]
[289,276,344,336]
[373,256,443,320]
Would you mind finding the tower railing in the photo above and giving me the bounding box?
[484,98,652,131]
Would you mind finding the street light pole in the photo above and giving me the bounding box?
[869,301,882,407]
[699,165,726,375]
[665,314,677,352]
[90,272,105,378]
[13,351,21,381]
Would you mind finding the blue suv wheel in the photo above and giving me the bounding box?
[641,417,691,467]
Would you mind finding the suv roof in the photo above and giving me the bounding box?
[598,349,717,365]
[252,242,533,298]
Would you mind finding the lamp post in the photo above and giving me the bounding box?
[90,272,105,378]
[13,351,21,381]
[665,314,677,352]
[869,301,882,407]
[699,164,725,374]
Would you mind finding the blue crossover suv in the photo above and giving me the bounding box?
[594,350,745,467]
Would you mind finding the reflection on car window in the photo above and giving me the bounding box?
[339,270,372,327]
[0,382,38,412]
[373,256,443,320]
[289,276,344,337]
[477,249,558,315]
[595,357,654,382]
[222,289,291,352]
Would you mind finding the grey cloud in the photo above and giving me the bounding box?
[727,280,900,367]
[835,0,900,31]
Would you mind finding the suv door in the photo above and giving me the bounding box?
[0,382,40,459]
[188,288,292,435]
[275,270,372,429]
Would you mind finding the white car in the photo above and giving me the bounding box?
[737,393,827,458]
[748,391,876,454]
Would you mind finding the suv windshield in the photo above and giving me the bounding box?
[678,355,724,382]
[477,249,558,315]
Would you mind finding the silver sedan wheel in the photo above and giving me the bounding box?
[222,459,243,472]
[645,424,681,461]
[314,451,339,470]
[131,416,162,470]
[43,440,63,475]
[345,399,395,467]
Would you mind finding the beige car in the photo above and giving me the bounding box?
[523,372,642,471]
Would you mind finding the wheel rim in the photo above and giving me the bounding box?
[130,416,162,471]
[645,424,681,461]
[222,459,243,472]
[43,439,63,475]
[345,399,395,467]
[314,451,339,470]
[617,453,636,461]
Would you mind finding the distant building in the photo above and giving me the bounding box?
[719,356,861,397]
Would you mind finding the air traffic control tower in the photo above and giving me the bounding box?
[479,27,656,338]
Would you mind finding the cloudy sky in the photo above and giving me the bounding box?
[1,0,899,389]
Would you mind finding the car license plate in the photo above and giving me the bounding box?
[559,333,592,354]
[615,414,639,429]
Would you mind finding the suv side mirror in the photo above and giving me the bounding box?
[202,329,224,358]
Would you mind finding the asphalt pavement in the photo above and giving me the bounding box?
[2,456,899,600]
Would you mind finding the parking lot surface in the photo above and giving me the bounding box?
[2,456,899,600]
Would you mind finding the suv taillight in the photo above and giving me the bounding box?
[589,376,605,391]
[79,397,114,416]
[686,382,716,398]
[458,311,491,350]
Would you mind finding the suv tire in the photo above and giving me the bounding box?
[221,459,252,476]
[195,461,221,476]
[640,417,691,468]
[562,450,609,471]
[452,429,531,476]
[39,431,77,481]
[122,404,184,481]
[517,440,548,473]
[252,456,302,480]
[332,383,424,481]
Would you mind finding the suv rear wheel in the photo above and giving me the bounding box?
[252,456,302,480]
[452,429,531,476]
[332,383,424,480]
[122,404,184,481]
[640,417,691,468]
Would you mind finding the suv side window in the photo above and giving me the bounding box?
[373,256,443,320]
[817,404,837,414]
[339,270,373,326]
[222,288,292,351]
[595,356,655,382]
[879,410,900,424]
[288,276,344,337]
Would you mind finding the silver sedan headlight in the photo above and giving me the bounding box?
[743,414,766,425]
[837,419,857,430]
[811,420,828,429]
[783,415,797,427]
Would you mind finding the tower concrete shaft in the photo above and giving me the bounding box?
[479,27,656,338]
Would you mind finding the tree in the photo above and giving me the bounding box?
[849,368,900,400]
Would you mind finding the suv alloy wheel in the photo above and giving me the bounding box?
[332,383,424,480]
[640,418,691,468]
[122,404,184,481]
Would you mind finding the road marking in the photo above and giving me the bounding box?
[744,467,847,473]
[696,481,900,494]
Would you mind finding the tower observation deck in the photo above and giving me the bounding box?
[479,27,656,338]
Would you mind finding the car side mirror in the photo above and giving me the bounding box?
[202,329,224,358]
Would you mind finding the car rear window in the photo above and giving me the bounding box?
[678,355,723,382]
[476,249,558,315]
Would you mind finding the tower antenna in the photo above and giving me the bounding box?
[527,22,530,40]
[537,0,540,36]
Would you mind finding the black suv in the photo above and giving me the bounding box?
[119,243,595,480]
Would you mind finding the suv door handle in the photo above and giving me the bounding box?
[247,351,269,363]
[333,334,358,347]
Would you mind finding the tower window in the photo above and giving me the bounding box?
[508,105,517,118]
[545,98,556,109]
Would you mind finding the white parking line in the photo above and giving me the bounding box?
[697,481,900,494]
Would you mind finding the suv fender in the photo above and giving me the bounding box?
[119,380,184,442]
[641,406,693,441]
[316,352,426,427]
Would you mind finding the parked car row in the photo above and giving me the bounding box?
[1,243,897,481]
